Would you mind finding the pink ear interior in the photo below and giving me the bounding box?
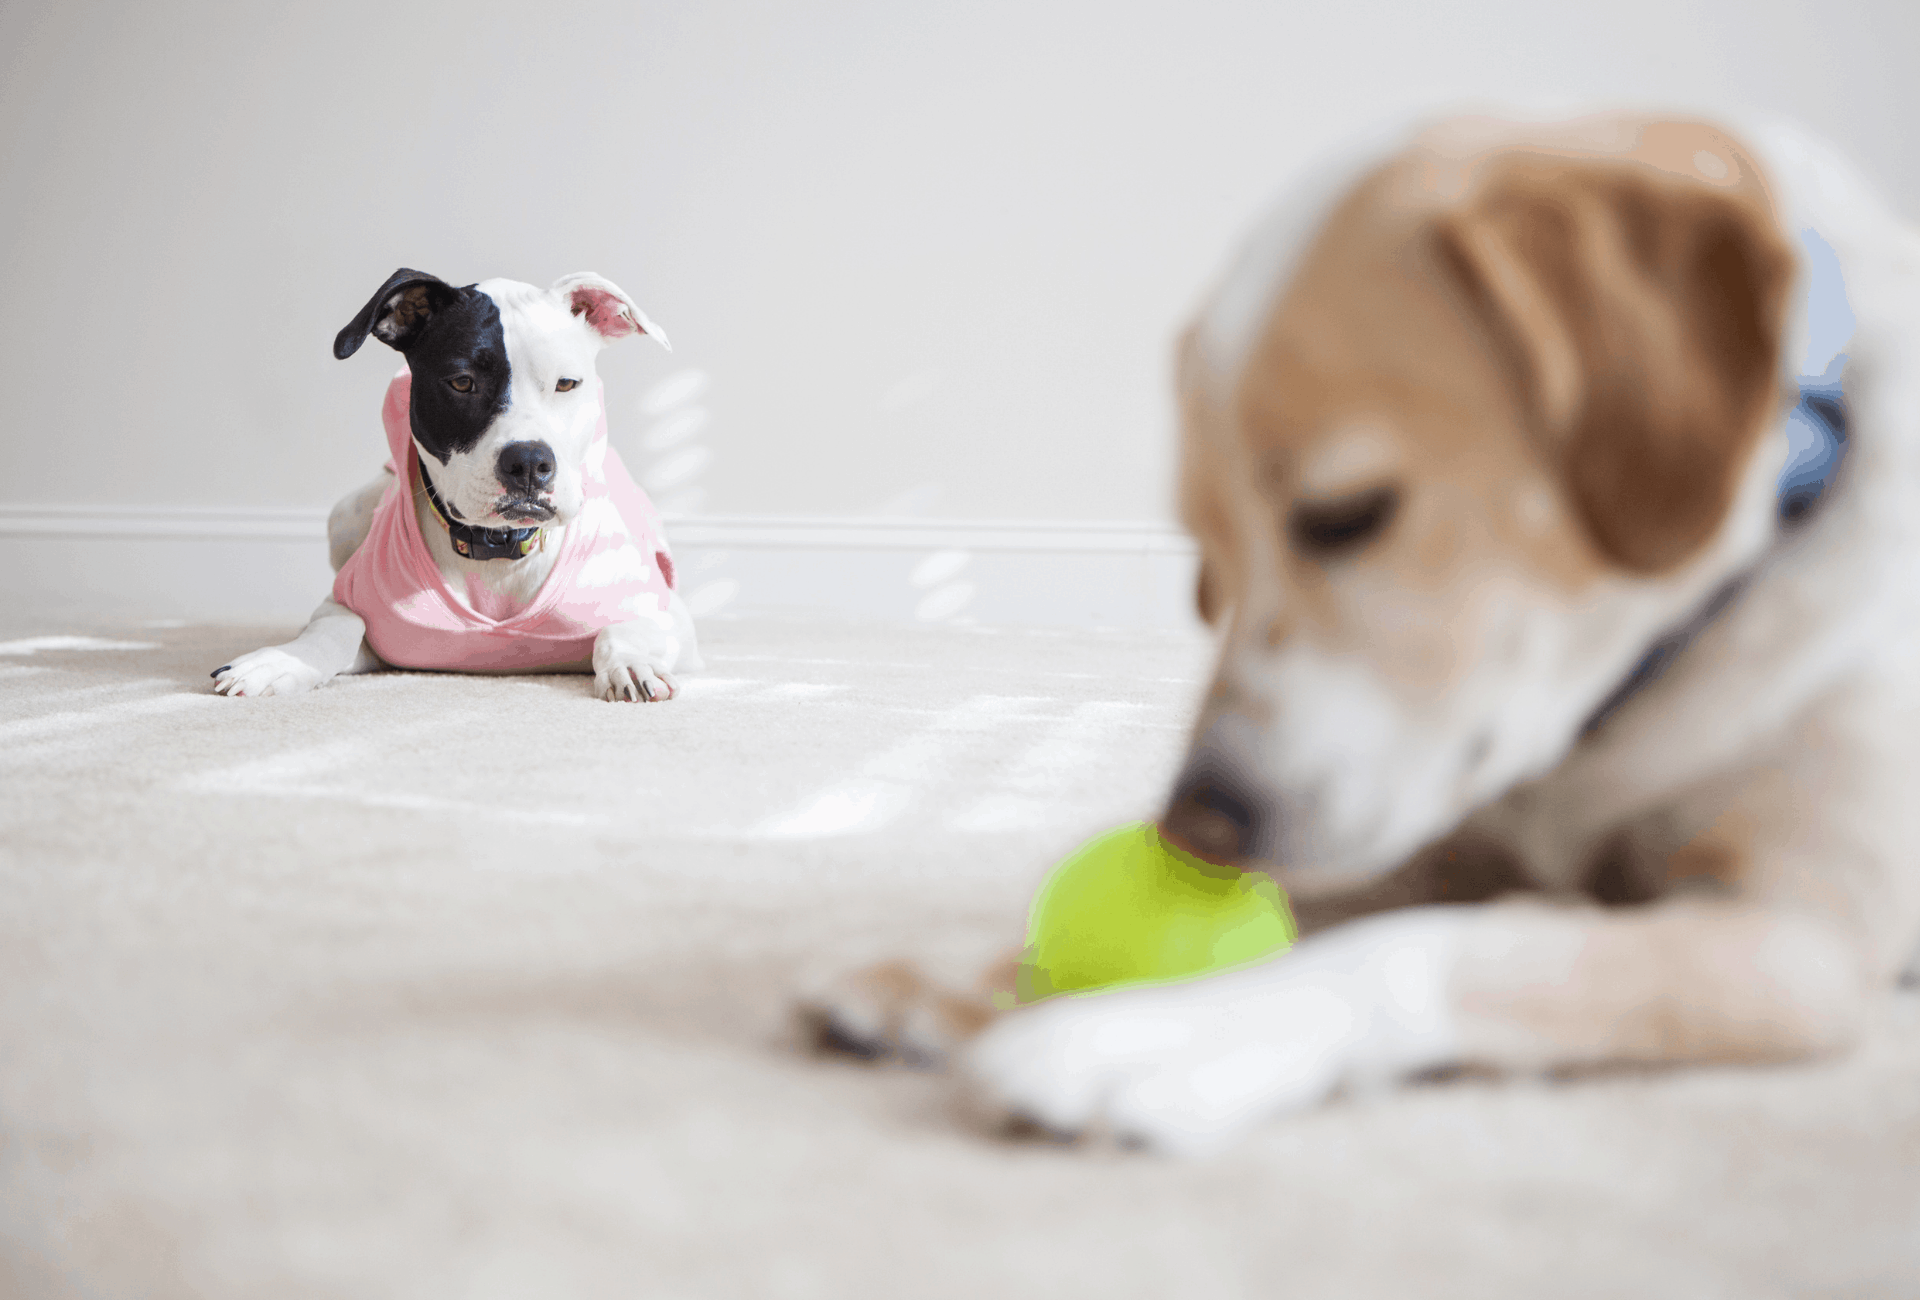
[568,285,643,340]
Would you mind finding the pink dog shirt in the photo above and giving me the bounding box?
[333,367,677,672]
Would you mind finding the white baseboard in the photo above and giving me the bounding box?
[1,504,329,540]
[3,505,1203,630]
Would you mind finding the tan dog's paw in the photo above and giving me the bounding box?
[796,956,1014,1068]
[959,976,1353,1154]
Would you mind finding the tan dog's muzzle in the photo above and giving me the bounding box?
[1161,713,1280,869]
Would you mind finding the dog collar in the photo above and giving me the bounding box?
[418,466,547,561]
[1777,365,1848,523]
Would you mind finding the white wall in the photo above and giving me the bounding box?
[3,0,1917,619]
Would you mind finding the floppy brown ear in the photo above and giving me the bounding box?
[1434,141,1796,572]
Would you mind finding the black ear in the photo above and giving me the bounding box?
[333,269,457,360]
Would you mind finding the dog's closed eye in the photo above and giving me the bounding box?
[555,378,580,392]
[1289,485,1400,556]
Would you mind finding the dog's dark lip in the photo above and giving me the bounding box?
[494,498,556,523]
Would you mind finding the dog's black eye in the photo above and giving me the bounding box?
[448,375,474,393]
[555,378,579,392]
[1289,485,1400,556]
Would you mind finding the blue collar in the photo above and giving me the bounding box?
[1778,361,1849,522]
[1778,224,1855,521]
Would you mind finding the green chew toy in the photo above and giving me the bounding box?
[1013,821,1298,1005]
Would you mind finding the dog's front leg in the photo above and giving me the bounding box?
[1443,896,1872,1075]
[1451,676,1920,1077]
[960,908,1464,1153]
[962,892,1874,1154]
[592,617,682,703]
[212,598,379,697]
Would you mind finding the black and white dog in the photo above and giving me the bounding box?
[212,270,699,701]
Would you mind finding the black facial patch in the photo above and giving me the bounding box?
[400,290,511,464]
[332,269,512,465]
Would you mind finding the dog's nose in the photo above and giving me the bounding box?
[497,441,556,494]
[1160,761,1261,867]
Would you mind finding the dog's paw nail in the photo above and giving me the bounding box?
[997,1110,1082,1146]
[800,1006,891,1062]
[210,666,230,678]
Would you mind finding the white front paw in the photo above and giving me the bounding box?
[211,647,328,698]
[594,652,676,703]
[962,974,1357,1154]
[593,623,679,703]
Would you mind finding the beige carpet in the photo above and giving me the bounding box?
[2,614,1917,1300]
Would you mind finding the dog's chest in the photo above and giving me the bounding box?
[412,492,564,618]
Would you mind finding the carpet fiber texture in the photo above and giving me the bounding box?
[2,615,1917,1299]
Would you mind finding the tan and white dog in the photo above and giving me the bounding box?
[804,111,1920,1154]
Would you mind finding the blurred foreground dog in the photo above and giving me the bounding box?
[803,112,1920,1152]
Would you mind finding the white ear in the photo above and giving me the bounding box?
[550,272,671,351]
